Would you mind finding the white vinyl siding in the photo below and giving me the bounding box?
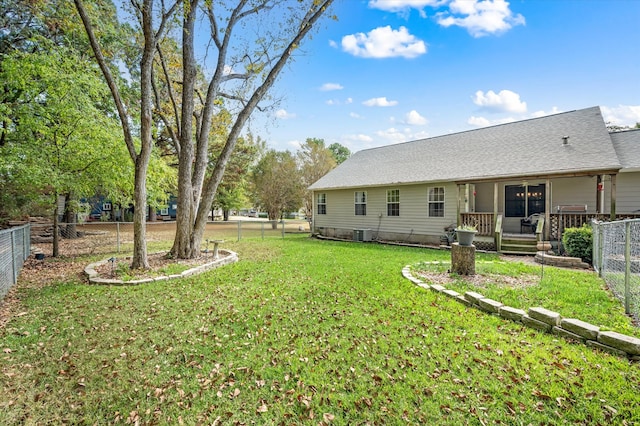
[551,177,596,213]
[313,183,457,236]
[616,172,640,213]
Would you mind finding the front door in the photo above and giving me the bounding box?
[505,183,546,218]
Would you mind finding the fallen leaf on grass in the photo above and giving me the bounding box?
[532,389,551,400]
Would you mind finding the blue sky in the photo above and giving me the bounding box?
[255,0,640,153]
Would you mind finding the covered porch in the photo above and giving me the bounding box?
[454,170,632,253]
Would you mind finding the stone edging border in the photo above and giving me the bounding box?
[84,250,239,285]
[401,265,640,360]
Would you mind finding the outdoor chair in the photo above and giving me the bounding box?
[520,213,541,233]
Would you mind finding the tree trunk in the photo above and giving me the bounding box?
[171,0,335,259]
[148,205,157,222]
[169,0,198,260]
[451,243,476,276]
[52,196,60,257]
[64,193,78,239]
[130,157,150,269]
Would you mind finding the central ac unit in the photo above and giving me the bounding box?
[353,228,372,242]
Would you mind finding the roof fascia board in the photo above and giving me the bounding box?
[455,168,621,185]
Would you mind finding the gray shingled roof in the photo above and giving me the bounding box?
[310,106,622,190]
[610,129,640,171]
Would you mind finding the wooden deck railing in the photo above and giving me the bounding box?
[461,212,640,240]
[460,212,494,236]
[550,213,640,239]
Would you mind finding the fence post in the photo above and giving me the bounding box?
[624,220,631,315]
[281,220,285,239]
[597,223,604,277]
[116,222,121,253]
[261,222,264,240]
[11,231,17,285]
[237,221,242,242]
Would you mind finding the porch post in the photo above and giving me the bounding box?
[610,174,617,220]
[545,179,551,241]
[493,182,498,228]
[596,175,603,214]
[456,184,462,226]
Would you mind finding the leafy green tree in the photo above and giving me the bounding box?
[298,138,336,222]
[328,142,351,164]
[0,44,131,255]
[251,150,303,229]
[211,134,261,220]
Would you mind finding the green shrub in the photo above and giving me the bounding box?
[562,224,593,263]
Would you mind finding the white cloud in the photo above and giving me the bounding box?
[329,39,338,48]
[326,97,352,106]
[531,106,562,118]
[467,116,491,127]
[288,140,302,150]
[601,105,640,127]
[320,82,344,91]
[344,133,374,143]
[368,0,442,18]
[363,97,399,107]
[405,110,428,125]
[342,26,427,59]
[376,127,429,144]
[437,0,525,38]
[275,109,296,119]
[468,115,515,127]
[473,89,527,113]
[350,112,363,119]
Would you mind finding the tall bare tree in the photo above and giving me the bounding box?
[75,0,178,268]
[76,0,335,265]
[167,0,336,258]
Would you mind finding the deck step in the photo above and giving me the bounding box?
[501,242,538,253]
[500,250,538,256]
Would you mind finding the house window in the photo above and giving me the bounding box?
[355,191,367,216]
[428,187,445,217]
[317,193,327,215]
[102,202,112,211]
[387,189,400,216]
[505,184,545,217]
[160,208,169,216]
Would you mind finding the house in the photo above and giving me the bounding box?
[309,106,640,251]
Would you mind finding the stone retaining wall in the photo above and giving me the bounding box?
[402,266,640,360]
[85,250,238,285]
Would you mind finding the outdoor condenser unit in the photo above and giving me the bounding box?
[353,228,372,242]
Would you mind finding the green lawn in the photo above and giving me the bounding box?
[1,236,639,425]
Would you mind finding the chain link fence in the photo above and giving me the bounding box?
[592,218,640,320]
[30,219,310,258]
[0,224,31,300]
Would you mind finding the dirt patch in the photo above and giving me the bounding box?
[414,256,541,290]
[92,251,221,280]
[414,269,540,290]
